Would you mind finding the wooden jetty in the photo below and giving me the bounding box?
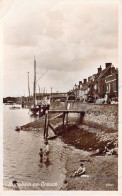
[44,110,85,139]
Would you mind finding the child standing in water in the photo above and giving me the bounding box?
[45,141,49,155]
[39,148,43,163]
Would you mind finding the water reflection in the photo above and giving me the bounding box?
[45,157,50,167]
[3,104,66,190]
[29,113,39,119]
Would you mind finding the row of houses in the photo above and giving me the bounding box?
[70,62,118,102]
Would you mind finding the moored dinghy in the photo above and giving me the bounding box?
[15,126,21,131]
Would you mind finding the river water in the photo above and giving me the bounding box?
[3,104,68,190]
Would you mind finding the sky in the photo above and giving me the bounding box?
[1,0,118,97]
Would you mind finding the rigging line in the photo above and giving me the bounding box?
[36,70,48,83]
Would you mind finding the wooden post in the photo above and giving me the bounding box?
[65,112,68,132]
[39,105,41,116]
[46,110,49,138]
[63,112,65,131]
[44,112,47,138]
[49,123,57,135]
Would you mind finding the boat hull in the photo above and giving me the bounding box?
[9,106,20,109]
[30,107,39,115]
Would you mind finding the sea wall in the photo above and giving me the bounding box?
[51,101,118,131]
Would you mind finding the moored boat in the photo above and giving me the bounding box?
[30,107,39,115]
[15,126,21,131]
[9,106,20,110]
[5,101,14,105]
[29,56,49,115]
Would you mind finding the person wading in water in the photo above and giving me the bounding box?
[44,140,50,155]
[39,148,43,163]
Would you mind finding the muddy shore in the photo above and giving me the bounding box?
[62,147,118,191]
[21,113,118,191]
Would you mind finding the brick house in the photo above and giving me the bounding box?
[88,73,99,99]
[71,62,118,102]
[97,63,117,98]
[105,69,118,98]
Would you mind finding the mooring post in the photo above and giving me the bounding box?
[39,105,41,116]
[63,112,65,131]
[44,111,47,138]
[46,110,49,138]
[49,123,56,135]
[65,112,68,132]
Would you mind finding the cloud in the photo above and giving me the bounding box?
[2,0,118,96]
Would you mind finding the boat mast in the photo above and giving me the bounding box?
[28,72,30,101]
[33,56,36,107]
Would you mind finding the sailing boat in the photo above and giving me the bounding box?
[30,57,39,115]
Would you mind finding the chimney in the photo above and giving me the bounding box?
[105,62,112,69]
[98,65,102,74]
[84,79,87,83]
[79,81,82,85]
[74,84,77,90]
[79,81,82,88]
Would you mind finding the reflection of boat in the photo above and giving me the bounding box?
[30,113,39,118]
[9,106,20,109]
[5,101,14,105]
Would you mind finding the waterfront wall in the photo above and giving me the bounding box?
[51,101,118,131]
[70,102,118,131]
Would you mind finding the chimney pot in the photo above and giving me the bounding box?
[105,63,112,69]
[79,81,82,85]
[98,65,102,74]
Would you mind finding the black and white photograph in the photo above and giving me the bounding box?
[0,0,121,193]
